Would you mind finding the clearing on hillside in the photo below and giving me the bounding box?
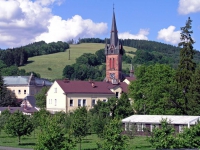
[19,43,136,80]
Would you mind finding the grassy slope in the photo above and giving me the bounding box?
[19,43,136,80]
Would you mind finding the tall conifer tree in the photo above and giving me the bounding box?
[176,17,196,114]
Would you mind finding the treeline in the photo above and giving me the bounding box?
[0,41,69,67]
[24,41,69,57]
[0,41,69,77]
[0,47,28,67]
[78,38,200,68]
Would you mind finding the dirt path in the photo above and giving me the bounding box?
[0,147,33,150]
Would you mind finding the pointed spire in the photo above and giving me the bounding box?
[110,8,118,47]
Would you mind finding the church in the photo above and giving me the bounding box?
[46,10,135,113]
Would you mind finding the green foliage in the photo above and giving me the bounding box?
[176,17,196,114]
[99,118,128,150]
[0,109,11,133]
[0,73,19,107]
[115,93,134,119]
[72,107,88,150]
[95,49,106,63]
[187,66,200,115]
[63,65,74,79]
[177,122,200,149]
[32,109,51,129]
[35,86,49,108]
[4,111,34,145]
[149,119,177,149]
[129,64,183,115]
[35,115,76,150]
[63,51,105,81]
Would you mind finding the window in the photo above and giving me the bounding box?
[78,99,81,107]
[179,125,186,133]
[55,99,57,106]
[92,99,95,107]
[70,99,73,107]
[83,99,86,106]
[150,124,159,132]
[137,124,145,132]
[54,88,57,93]
[18,90,21,94]
[125,123,135,131]
[116,92,119,98]
[24,90,26,95]
[103,99,107,102]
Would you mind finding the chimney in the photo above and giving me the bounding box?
[63,78,69,83]
[91,82,95,88]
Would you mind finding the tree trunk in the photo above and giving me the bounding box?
[79,138,82,150]
[18,136,20,145]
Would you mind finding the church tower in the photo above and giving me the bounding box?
[105,9,123,83]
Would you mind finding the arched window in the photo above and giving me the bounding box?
[113,58,115,69]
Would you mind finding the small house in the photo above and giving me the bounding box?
[122,115,200,136]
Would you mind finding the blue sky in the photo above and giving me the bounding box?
[0,0,200,50]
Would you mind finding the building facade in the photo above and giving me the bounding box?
[46,80,129,113]
[3,73,52,100]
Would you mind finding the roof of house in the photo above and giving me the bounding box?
[56,80,128,94]
[3,75,52,86]
[0,107,38,114]
[122,115,200,125]
[24,96,36,107]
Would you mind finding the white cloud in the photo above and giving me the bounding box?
[178,0,200,14]
[0,0,107,48]
[0,0,23,21]
[157,26,181,45]
[35,0,64,6]
[118,29,149,40]
[35,15,107,43]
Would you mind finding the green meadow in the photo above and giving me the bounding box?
[19,43,136,80]
[0,131,152,150]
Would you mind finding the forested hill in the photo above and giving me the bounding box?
[0,41,69,67]
[79,38,200,68]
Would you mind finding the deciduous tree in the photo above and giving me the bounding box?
[72,107,88,150]
[5,111,34,144]
[35,115,76,150]
[129,64,183,115]
[99,118,128,150]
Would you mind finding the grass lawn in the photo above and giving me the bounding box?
[0,130,153,150]
[19,43,136,80]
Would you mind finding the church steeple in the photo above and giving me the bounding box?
[105,8,123,83]
[110,10,119,48]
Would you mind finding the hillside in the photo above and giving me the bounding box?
[19,43,136,80]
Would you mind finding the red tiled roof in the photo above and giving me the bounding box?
[56,80,128,94]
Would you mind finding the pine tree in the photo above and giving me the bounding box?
[176,17,196,114]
